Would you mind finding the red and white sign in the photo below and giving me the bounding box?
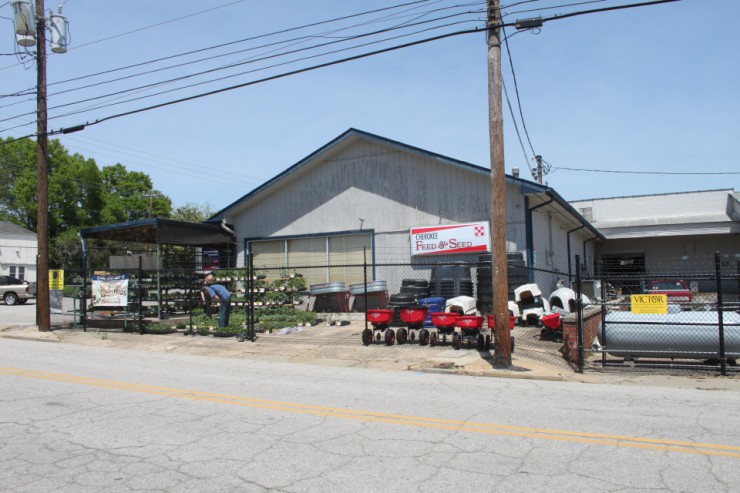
[410,222,491,256]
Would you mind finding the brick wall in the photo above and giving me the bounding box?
[561,305,602,364]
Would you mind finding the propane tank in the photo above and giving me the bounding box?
[12,0,36,37]
[50,10,69,53]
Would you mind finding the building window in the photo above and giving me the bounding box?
[9,266,25,281]
[579,207,593,221]
[250,233,372,286]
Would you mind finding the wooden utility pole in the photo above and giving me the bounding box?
[535,154,543,184]
[36,0,50,332]
[487,0,511,368]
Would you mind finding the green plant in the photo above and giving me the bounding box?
[213,325,242,337]
[286,275,307,291]
[144,324,176,335]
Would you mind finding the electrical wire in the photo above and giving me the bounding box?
[0,13,485,129]
[1,0,442,94]
[551,166,740,175]
[1,0,683,142]
[0,6,483,124]
[501,26,536,158]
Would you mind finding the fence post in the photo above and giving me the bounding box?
[363,246,368,333]
[138,256,143,334]
[575,254,584,373]
[600,262,607,368]
[715,251,726,376]
[248,253,255,342]
[81,243,87,332]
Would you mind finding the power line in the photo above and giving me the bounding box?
[1,0,683,142]
[0,14,485,130]
[551,166,740,175]
[0,7,484,126]
[0,0,251,73]
[1,0,441,95]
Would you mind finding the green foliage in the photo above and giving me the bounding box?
[170,202,214,223]
[0,137,175,268]
[144,324,176,334]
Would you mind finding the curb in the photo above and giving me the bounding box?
[411,366,568,382]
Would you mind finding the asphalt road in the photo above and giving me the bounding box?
[0,298,37,325]
[1,339,739,492]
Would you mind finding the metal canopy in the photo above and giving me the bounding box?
[80,218,234,246]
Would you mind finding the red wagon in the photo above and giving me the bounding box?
[429,312,459,346]
[398,306,430,345]
[539,312,563,343]
[454,315,490,351]
[486,314,516,330]
[363,309,395,346]
[486,314,516,353]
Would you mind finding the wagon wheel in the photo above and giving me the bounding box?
[553,331,563,344]
[430,332,438,347]
[442,334,447,345]
[476,333,485,351]
[452,333,461,350]
[397,328,408,345]
[485,334,491,351]
[419,328,430,346]
[385,328,396,346]
[362,328,373,346]
[409,331,416,342]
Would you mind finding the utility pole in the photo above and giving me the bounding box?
[35,0,50,332]
[11,0,69,331]
[535,154,543,184]
[487,0,511,368]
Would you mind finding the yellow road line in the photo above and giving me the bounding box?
[2,366,739,458]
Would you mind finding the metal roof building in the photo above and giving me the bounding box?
[571,189,740,288]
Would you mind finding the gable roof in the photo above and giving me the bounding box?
[209,128,602,239]
[0,221,36,236]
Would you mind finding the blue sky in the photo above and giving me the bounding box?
[1,0,737,210]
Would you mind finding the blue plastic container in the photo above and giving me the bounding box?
[418,296,445,327]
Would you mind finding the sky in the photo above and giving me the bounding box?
[1,0,738,212]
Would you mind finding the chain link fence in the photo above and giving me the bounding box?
[582,253,740,376]
[50,251,578,372]
[50,247,738,377]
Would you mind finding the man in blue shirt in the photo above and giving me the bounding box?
[204,274,231,328]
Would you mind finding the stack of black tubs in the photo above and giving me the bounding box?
[388,279,431,326]
[431,263,473,299]
[476,252,528,314]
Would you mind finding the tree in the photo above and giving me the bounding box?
[0,137,173,268]
[99,164,172,224]
[170,202,215,223]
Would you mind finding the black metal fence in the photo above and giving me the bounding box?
[581,252,740,376]
[50,252,577,371]
[49,250,739,377]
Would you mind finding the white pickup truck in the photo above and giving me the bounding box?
[0,275,33,305]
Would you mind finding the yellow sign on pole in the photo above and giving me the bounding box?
[49,269,64,290]
[630,294,667,314]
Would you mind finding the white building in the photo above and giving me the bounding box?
[0,221,37,282]
[210,129,600,295]
[572,189,740,293]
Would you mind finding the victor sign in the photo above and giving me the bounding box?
[410,222,490,256]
